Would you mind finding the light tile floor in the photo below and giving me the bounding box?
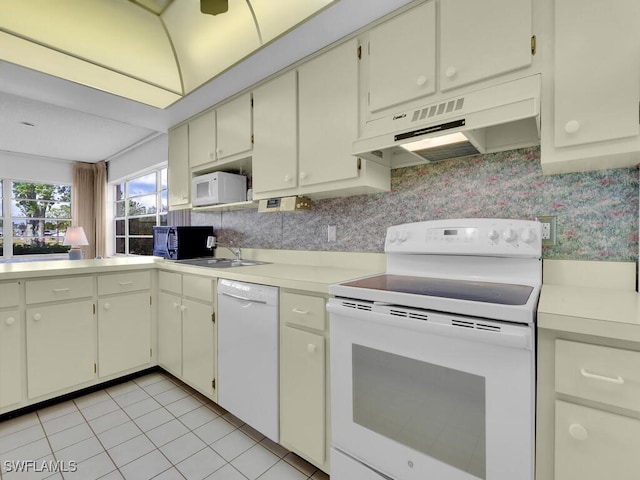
[0,371,330,480]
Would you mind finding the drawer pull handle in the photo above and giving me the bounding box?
[119,281,134,286]
[53,288,70,293]
[292,308,309,315]
[580,368,624,385]
[569,423,588,441]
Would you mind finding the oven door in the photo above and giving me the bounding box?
[328,299,535,480]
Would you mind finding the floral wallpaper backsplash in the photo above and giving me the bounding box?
[192,147,639,262]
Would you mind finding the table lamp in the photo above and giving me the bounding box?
[63,226,89,260]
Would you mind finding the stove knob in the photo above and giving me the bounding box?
[398,230,409,243]
[521,228,537,244]
[388,231,398,243]
[502,228,518,243]
[488,229,499,241]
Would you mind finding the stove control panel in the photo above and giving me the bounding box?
[386,219,542,257]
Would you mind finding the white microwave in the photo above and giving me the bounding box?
[192,172,247,206]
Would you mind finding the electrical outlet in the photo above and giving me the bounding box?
[327,225,337,242]
[537,216,557,246]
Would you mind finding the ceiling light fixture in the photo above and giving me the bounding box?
[19,121,35,127]
[201,0,228,15]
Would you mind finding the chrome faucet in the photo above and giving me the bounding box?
[217,245,242,261]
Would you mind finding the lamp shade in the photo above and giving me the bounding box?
[63,226,89,246]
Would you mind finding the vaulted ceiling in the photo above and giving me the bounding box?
[0,0,414,163]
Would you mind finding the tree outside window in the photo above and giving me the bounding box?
[11,182,72,256]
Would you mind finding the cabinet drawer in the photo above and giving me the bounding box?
[555,339,640,412]
[555,400,640,480]
[281,291,326,331]
[159,271,182,295]
[183,275,214,303]
[26,276,94,304]
[98,271,150,296]
[0,282,20,308]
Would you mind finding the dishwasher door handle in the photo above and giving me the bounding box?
[221,292,268,305]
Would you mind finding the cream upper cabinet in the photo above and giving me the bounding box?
[168,123,190,210]
[189,110,216,170]
[252,70,298,196]
[439,0,532,92]
[366,1,436,114]
[553,0,639,148]
[215,92,253,162]
[298,39,360,188]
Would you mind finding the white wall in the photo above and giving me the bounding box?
[0,151,73,184]
[107,134,167,183]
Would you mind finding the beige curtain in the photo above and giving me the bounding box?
[72,161,107,258]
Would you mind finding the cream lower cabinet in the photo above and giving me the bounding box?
[158,271,216,400]
[0,282,22,409]
[97,271,152,378]
[279,290,329,472]
[25,275,96,399]
[537,331,640,479]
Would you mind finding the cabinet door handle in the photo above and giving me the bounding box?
[118,281,133,286]
[292,308,309,315]
[580,368,624,384]
[569,423,588,441]
[299,172,307,180]
[284,175,292,183]
[33,313,42,321]
[5,317,15,326]
[180,305,187,312]
[103,303,111,310]
[416,75,427,86]
[307,343,317,353]
[445,66,457,79]
[173,302,180,309]
[564,120,580,134]
[53,288,70,293]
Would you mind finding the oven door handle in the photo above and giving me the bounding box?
[327,302,532,350]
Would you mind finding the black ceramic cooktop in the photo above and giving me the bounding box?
[341,274,534,306]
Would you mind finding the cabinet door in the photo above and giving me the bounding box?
[440,0,532,91]
[168,124,190,209]
[298,39,360,187]
[280,326,325,465]
[367,1,436,113]
[554,0,640,147]
[216,93,252,161]
[98,292,151,378]
[0,309,22,408]
[26,301,95,399]
[158,291,183,377]
[189,110,216,169]
[555,400,640,480]
[252,71,298,195]
[182,298,216,399]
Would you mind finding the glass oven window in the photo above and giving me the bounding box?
[352,345,486,479]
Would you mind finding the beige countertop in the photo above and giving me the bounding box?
[538,259,640,341]
[0,250,385,294]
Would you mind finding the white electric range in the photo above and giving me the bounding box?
[328,218,542,480]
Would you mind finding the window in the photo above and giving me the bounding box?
[113,168,167,255]
[0,180,72,259]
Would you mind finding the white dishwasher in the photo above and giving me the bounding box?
[217,278,279,442]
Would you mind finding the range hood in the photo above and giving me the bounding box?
[354,74,541,169]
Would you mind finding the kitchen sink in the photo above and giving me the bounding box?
[174,257,270,268]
